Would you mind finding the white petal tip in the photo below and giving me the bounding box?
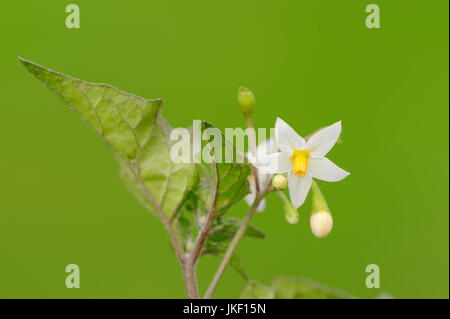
[331,120,342,132]
[256,199,266,212]
[292,200,305,210]
[275,117,287,127]
[341,171,351,180]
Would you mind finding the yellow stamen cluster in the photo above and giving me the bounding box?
[292,150,310,177]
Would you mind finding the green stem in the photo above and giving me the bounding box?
[182,261,199,299]
[203,190,267,299]
[129,163,192,297]
[311,180,329,213]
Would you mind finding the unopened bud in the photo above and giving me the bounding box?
[237,87,255,114]
[272,174,288,190]
[310,181,332,238]
[310,211,333,238]
[279,192,298,224]
[285,205,299,224]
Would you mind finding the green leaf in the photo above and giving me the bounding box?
[191,122,251,214]
[240,277,356,299]
[201,215,264,280]
[202,240,248,280]
[226,217,265,239]
[271,277,356,299]
[229,254,248,280]
[209,217,265,242]
[119,166,155,216]
[21,58,194,220]
[240,281,275,299]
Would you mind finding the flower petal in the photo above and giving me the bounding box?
[307,121,342,157]
[247,138,277,165]
[257,173,272,190]
[287,171,312,209]
[256,198,266,212]
[245,175,257,206]
[255,152,291,174]
[248,175,257,193]
[256,138,277,157]
[246,193,266,212]
[245,175,266,212]
[308,156,350,182]
[275,118,305,155]
[245,193,255,207]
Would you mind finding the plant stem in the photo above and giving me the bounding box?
[190,208,216,266]
[131,164,193,297]
[161,216,198,298]
[182,261,199,299]
[181,171,220,298]
[203,191,266,299]
[181,210,215,299]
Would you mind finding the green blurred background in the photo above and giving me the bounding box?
[0,0,448,298]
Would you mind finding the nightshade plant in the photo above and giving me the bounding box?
[20,58,351,299]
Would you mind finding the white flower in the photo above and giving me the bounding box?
[310,211,333,238]
[245,138,278,212]
[257,118,349,209]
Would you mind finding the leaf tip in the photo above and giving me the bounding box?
[18,57,38,75]
[18,56,29,65]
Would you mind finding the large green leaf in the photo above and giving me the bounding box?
[192,122,251,214]
[241,277,356,299]
[183,122,253,277]
[201,216,265,280]
[240,281,275,299]
[271,277,355,299]
[240,277,392,299]
[21,58,194,220]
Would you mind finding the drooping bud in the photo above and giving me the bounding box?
[285,203,299,224]
[310,181,333,238]
[278,191,299,224]
[237,87,255,115]
[272,174,288,190]
[310,211,333,238]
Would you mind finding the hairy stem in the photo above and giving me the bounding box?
[131,163,191,296]
[181,165,221,298]
[182,261,199,298]
[190,208,216,266]
[183,211,213,299]
[203,190,267,299]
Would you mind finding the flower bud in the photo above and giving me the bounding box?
[310,181,333,238]
[279,192,298,224]
[285,204,299,224]
[237,87,255,114]
[310,211,333,238]
[272,174,288,190]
